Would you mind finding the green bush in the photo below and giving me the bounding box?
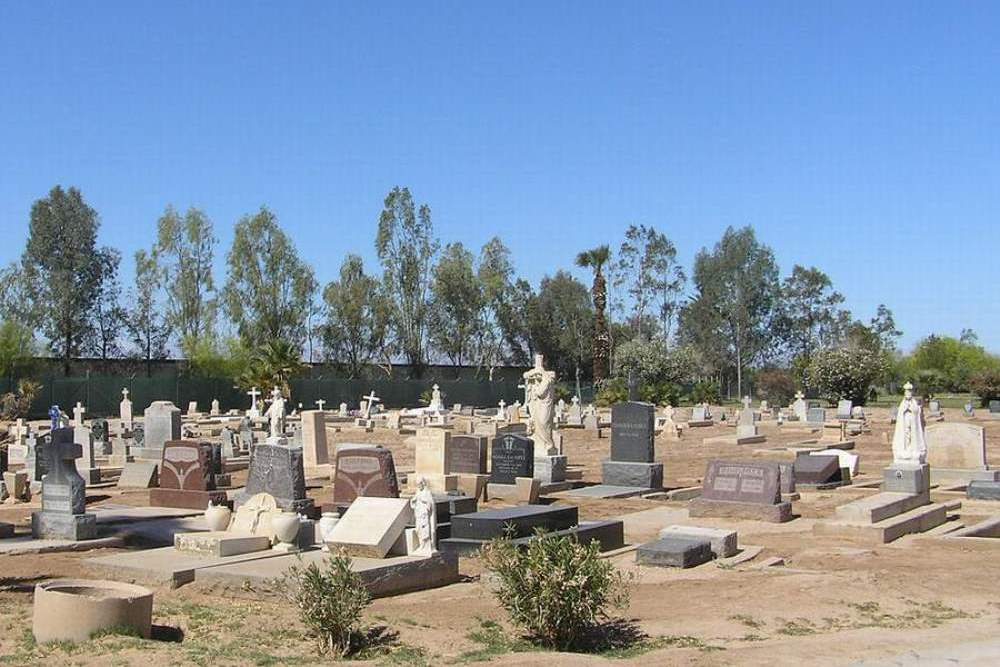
[970,368,1000,407]
[481,532,630,651]
[688,381,720,405]
[595,378,628,407]
[755,368,795,405]
[613,339,698,386]
[279,551,372,657]
[805,347,890,406]
[639,381,682,406]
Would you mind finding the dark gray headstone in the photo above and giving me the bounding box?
[240,442,311,513]
[778,462,796,494]
[30,427,96,540]
[450,505,577,540]
[490,433,534,484]
[610,402,655,463]
[793,454,842,486]
[990,400,1000,414]
[701,460,782,505]
[450,434,488,474]
[132,425,145,447]
[332,445,399,504]
[91,418,109,445]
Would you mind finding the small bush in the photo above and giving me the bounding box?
[755,368,795,405]
[688,381,720,405]
[595,378,628,407]
[481,531,631,651]
[639,381,681,406]
[970,367,1000,407]
[279,551,372,657]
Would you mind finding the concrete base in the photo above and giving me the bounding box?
[688,498,793,523]
[174,531,271,557]
[456,474,490,501]
[533,455,567,484]
[968,481,1000,501]
[79,468,102,486]
[835,491,930,524]
[687,420,714,427]
[601,460,663,489]
[31,512,98,541]
[932,468,1000,486]
[815,503,949,544]
[150,488,229,511]
[636,536,713,568]
[85,546,289,588]
[883,463,931,495]
[487,477,541,503]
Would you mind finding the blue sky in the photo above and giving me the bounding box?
[1,2,998,352]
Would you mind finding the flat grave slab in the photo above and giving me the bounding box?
[967,481,1000,501]
[174,531,272,557]
[549,485,649,499]
[636,536,713,568]
[449,505,578,541]
[92,505,204,524]
[0,536,124,556]
[658,525,738,558]
[196,550,460,598]
[326,497,412,558]
[440,520,624,557]
[84,545,287,588]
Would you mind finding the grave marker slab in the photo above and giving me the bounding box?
[140,401,181,459]
[489,433,534,484]
[793,453,845,487]
[449,435,488,474]
[689,460,792,522]
[610,402,655,462]
[332,446,400,504]
[31,428,97,540]
[235,443,313,515]
[149,440,227,510]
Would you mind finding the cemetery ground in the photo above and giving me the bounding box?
[3,413,1000,665]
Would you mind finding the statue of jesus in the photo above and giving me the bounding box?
[891,382,926,464]
[523,354,557,455]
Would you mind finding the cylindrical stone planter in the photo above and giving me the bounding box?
[32,579,154,643]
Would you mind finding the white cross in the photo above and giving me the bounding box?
[433,383,440,392]
[315,399,326,411]
[794,391,805,400]
[121,388,129,400]
[362,391,381,418]
[73,402,86,427]
[248,386,261,407]
[742,396,752,410]
[498,399,506,410]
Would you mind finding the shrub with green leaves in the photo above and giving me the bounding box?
[688,380,720,405]
[279,551,372,657]
[805,346,889,406]
[481,532,630,651]
[970,367,1000,407]
[755,368,795,405]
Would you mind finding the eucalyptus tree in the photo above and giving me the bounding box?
[321,254,392,378]
[155,205,218,348]
[429,242,484,368]
[575,244,611,383]
[223,207,317,351]
[126,250,171,376]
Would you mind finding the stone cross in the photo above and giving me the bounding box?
[362,391,381,418]
[121,388,129,400]
[742,396,752,410]
[315,399,326,411]
[248,386,261,410]
[73,402,86,427]
[794,391,805,400]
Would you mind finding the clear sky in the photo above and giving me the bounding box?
[1,2,997,352]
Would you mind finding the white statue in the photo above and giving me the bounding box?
[891,382,927,464]
[428,384,443,412]
[264,387,286,439]
[523,354,557,455]
[408,478,437,556]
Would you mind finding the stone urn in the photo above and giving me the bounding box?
[271,511,300,552]
[204,502,232,532]
[318,512,340,551]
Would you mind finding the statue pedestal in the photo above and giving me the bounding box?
[882,462,930,496]
[534,455,567,484]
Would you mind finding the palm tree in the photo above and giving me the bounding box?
[575,245,611,383]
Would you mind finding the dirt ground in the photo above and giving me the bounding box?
[2,409,1000,665]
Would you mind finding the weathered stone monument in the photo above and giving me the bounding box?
[138,401,181,461]
[689,460,792,522]
[235,442,314,515]
[149,440,228,510]
[331,445,400,504]
[926,422,999,485]
[119,388,133,430]
[31,428,97,540]
[602,402,662,489]
[411,428,458,493]
[300,409,329,468]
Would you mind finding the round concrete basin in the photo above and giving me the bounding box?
[32,579,153,643]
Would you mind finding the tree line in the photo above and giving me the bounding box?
[1,184,998,406]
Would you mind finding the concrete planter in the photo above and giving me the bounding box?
[33,579,153,643]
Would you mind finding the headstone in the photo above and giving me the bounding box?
[247,387,262,418]
[235,442,313,514]
[119,388,133,430]
[989,400,1000,414]
[31,428,97,540]
[117,461,159,488]
[238,417,254,452]
[148,440,228,510]
[567,396,583,426]
[636,536,713,568]
[603,402,662,489]
[926,423,988,471]
[736,398,759,439]
[211,399,221,416]
[610,402,655,462]
[412,429,458,493]
[964,403,975,417]
[489,433,534,484]
[300,410,329,467]
[689,460,792,523]
[792,391,807,421]
[332,445,400,504]
[74,424,99,484]
[836,400,853,420]
[140,401,182,459]
[793,453,844,487]
[339,402,349,418]
[811,449,860,477]
[807,407,826,424]
[325,497,412,558]
[450,435,488,474]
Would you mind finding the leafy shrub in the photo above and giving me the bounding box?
[639,381,682,406]
[595,378,628,407]
[554,382,575,403]
[688,381,720,405]
[755,368,795,405]
[805,347,890,406]
[613,339,698,386]
[970,367,1000,407]
[0,379,41,421]
[279,551,372,657]
[481,532,630,651]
